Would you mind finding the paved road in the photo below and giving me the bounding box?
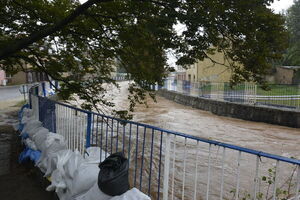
[0,86,23,101]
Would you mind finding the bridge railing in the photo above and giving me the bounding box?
[29,84,300,200]
[164,79,300,109]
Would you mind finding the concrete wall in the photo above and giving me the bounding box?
[157,89,300,128]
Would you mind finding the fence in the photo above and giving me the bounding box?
[29,84,300,200]
[163,79,300,109]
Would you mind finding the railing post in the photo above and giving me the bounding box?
[163,133,171,200]
[86,112,92,149]
[42,82,46,97]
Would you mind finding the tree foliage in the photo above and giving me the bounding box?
[0,0,287,117]
[283,0,300,66]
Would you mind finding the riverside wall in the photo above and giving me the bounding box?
[157,89,300,128]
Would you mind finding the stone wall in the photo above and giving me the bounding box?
[157,89,300,128]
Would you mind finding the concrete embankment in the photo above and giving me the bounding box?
[157,89,300,128]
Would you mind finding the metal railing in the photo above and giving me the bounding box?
[163,79,300,109]
[29,83,300,200]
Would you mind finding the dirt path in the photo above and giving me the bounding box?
[0,99,55,200]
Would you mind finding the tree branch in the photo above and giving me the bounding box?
[0,0,112,60]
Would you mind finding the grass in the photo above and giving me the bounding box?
[257,84,300,96]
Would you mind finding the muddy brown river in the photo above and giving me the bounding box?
[109,82,299,158]
[73,81,299,199]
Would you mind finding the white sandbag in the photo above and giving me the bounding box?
[22,108,33,118]
[32,129,50,151]
[27,126,46,138]
[24,138,37,150]
[74,182,112,200]
[21,114,34,124]
[64,150,84,180]
[21,120,41,134]
[46,168,66,192]
[20,108,34,124]
[71,162,100,198]
[44,149,73,177]
[44,133,67,154]
[46,149,75,191]
[110,188,151,200]
[85,147,108,164]
[21,120,43,138]
[36,133,67,172]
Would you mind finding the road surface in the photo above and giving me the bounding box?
[0,85,23,102]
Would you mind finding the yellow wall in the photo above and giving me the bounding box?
[197,52,232,82]
[185,51,232,82]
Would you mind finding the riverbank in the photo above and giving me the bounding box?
[157,89,300,128]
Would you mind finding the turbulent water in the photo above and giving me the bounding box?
[110,82,299,158]
[73,81,300,200]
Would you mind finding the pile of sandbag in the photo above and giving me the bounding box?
[17,106,151,200]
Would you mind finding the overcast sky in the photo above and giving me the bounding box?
[269,0,294,13]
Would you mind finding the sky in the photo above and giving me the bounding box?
[269,0,294,13]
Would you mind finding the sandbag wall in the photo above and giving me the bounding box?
[17,105,151,200]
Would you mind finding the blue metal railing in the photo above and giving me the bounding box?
[29,83,300,200]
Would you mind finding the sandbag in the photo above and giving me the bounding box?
[21,120,42,138]
[24,138,37,150]
[36,133,67,172]
[63,150,84,180]
[74,182,112,200]
[98,152,129,196]
[71,162,100,198]
[46,150,75,192]
[27,126,46,139]
[44,133,67,155]
[110,188,151,200]
[21,108,33,121]
[32,128,50,151]
[85,147,108,164]
[44,149,72,177]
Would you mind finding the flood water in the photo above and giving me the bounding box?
[110,82,299,159]
[74,81,300,199]
[109,82,299,199]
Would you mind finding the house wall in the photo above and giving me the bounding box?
[9,71,27,85]
[185,52,233,83]
[0,70,6,85]
[185,63,198,82]
[275,67,294,84]
[197,52,232,82]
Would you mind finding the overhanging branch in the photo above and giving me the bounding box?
[0,0,112,60]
